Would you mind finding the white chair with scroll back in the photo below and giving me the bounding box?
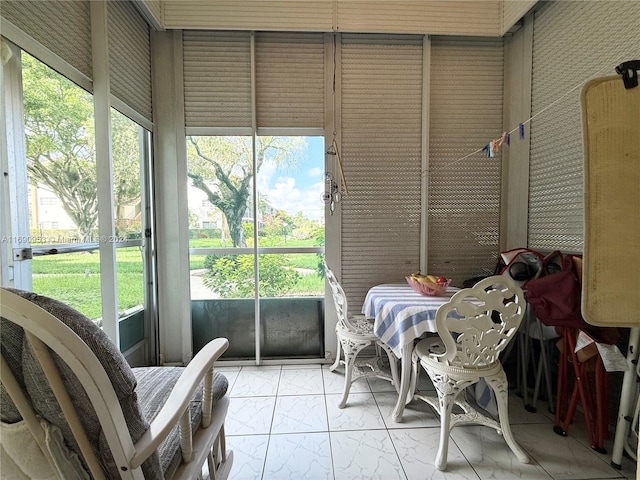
[411,275,529,471]
[325,263,399,408]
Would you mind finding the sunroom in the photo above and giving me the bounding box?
[1,1,639,478]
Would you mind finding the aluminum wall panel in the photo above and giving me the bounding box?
[528,0,640,252]
[429,37,504,283]
[1,0,92,80]
[340,34,424,307]
[255,33,324,129]
[501,0,537,35]
[163,1,333,31]
[337,1,500,35]
[162,0,502,35]
[182,31,252,128]
[137,0,163,28]
[108,1,153,123]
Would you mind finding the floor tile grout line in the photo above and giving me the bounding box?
[259,366,283,480]
[380,416,413,480]
[321,366,338,480]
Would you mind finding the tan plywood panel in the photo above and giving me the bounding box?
[581,74,640,326]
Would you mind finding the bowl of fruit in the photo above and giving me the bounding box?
[406,273,451,296]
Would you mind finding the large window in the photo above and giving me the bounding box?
[187,135,324,298]
[5,50,151,351]
[21,51,104,317]
[187,135,325,359]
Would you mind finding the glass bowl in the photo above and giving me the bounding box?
[406,276,451,296]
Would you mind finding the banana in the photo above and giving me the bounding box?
[410,272,441,286]
[416,276,434,285]
[409,271,446,295]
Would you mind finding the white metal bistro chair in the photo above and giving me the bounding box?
[325,263,399,408]
[0,288,233,480]
[411,275,530,471]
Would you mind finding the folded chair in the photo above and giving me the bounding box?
[325,263,399,408]
[553,326,610,453]
[0,288,233,480]
[518,307,558,414]
[411,275,529,471]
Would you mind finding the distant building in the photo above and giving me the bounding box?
[28,184,75,231]
[29,181,276,239]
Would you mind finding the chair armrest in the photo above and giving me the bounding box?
[130,338,228,468]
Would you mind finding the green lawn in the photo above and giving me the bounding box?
[32,247,145,319]
[32,244,323,319]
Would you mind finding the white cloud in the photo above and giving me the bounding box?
[260,175,324,221]
[254,160,325,221]
[308,167,323,178]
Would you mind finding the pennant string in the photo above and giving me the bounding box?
[422,65,613,174]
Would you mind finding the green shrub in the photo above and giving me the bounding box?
[203,254,300,298]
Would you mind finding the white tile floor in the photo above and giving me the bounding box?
[217,363,637,480]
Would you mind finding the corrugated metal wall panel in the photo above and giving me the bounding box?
[429,37,504,283]
[528,0,640,252]
[108,1,153,123]
[340,34,424,307]
[337,1,500,35]
[162,0,502,35]
[182,31,252,128]
[255,33,324,128]
[501,0,537,34]
[1,0,92,80]
[163,1,333,31]
[138,0,163,27]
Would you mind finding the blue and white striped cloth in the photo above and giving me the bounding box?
[362,283,459,357]
[362,283,497,413]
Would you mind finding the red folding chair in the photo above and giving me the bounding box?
[553,326,609,453]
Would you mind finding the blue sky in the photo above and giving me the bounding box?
[257,136,325,222]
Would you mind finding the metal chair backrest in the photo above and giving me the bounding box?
[435,275,525,368]
[324,263,359,332]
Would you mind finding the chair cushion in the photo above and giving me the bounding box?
[1,417,89,480]
[1,289,159,478]
[2,289,230,479]
[131,367,228,479]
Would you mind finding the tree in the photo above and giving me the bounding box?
[22,53,141,241]
[262,210,295,243]
[292,211,322,240]
[23,54,97,241]
[110,110,143,237]
[186,136,305,247]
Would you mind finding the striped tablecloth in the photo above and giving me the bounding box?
[362,283,459,357]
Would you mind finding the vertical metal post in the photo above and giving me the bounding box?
[90,1,119,346]
[611,327,640,468]
[250,32,260,365]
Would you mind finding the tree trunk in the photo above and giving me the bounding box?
[225,206,246,247]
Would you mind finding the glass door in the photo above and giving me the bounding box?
[187,135,325,361]
[1,45,153,361]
